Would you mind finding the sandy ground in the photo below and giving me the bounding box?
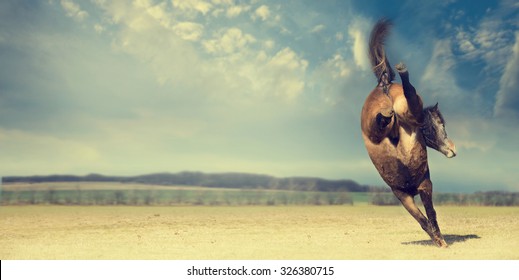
[1,205,518,259]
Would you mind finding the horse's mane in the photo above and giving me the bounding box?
[421,105,446,148]
[423,105,445,124]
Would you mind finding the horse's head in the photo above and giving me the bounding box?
[422,103,456,158]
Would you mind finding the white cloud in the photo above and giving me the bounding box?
[310,24,325,33]
[94,0,307,104]
[173,21,204,41]
[420,39,460,99]
[264,39,275,49]
[474,20,507,49]
[210,0,234,5]
[171,0,213,15]
[494,32,519,120]
[206,45,309,102]
[60,0,88,21]
[268,47,307,71]
[475,22,512,71]
[97,0,170,32]
[203,28,256,54]
[253,5,270,21]
[210,8,223,17]
[99,3,201,85]
[94,24,105,34]
[308,52,369,108]
[264,48,308,100]
[145,2,172,28]
[205,46,308,102]
[458,39,476,54]
[326,54,351,79]
[347,18,370,71]
[226,4,250,18]
[423,39,456,75]
[455,29,476,55]
[452,6,516,73]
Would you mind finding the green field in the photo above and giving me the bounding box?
[3,182,516,207]
[1,205,518,259]
[0,182,362,206]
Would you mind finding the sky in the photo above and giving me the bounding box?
[1,0,518,193]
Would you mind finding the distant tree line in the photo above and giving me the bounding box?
[2,172,380,192]
[0,188,354,206]
[370,191,519,206]
[5,172,517,206]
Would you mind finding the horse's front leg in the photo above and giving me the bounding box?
[418,179,448,248]
[396,63,423,122]
[391,189,436,242]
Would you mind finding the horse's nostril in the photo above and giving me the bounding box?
[447,150,456,158]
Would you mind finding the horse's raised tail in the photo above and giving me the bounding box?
[369,19,395,85]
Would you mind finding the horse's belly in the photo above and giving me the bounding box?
[396,128,427,167]
[363,134,428,190]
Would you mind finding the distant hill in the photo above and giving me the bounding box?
[2,171,382,192]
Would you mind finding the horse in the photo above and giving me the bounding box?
[360,19,456,248]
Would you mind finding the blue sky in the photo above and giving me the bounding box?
[1,0,518,193]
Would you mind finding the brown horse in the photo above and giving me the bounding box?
[361,19,456,248]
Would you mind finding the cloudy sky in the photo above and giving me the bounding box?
[1,0,518,192]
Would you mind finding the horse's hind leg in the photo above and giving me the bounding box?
[418,179,448,248]
[391,189,437,243]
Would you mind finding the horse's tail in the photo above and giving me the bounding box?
[368,19,395,86]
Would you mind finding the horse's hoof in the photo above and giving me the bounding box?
[395,62,407,73]
[435,238,449,248]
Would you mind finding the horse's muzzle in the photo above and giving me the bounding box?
[445,139,456,158]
